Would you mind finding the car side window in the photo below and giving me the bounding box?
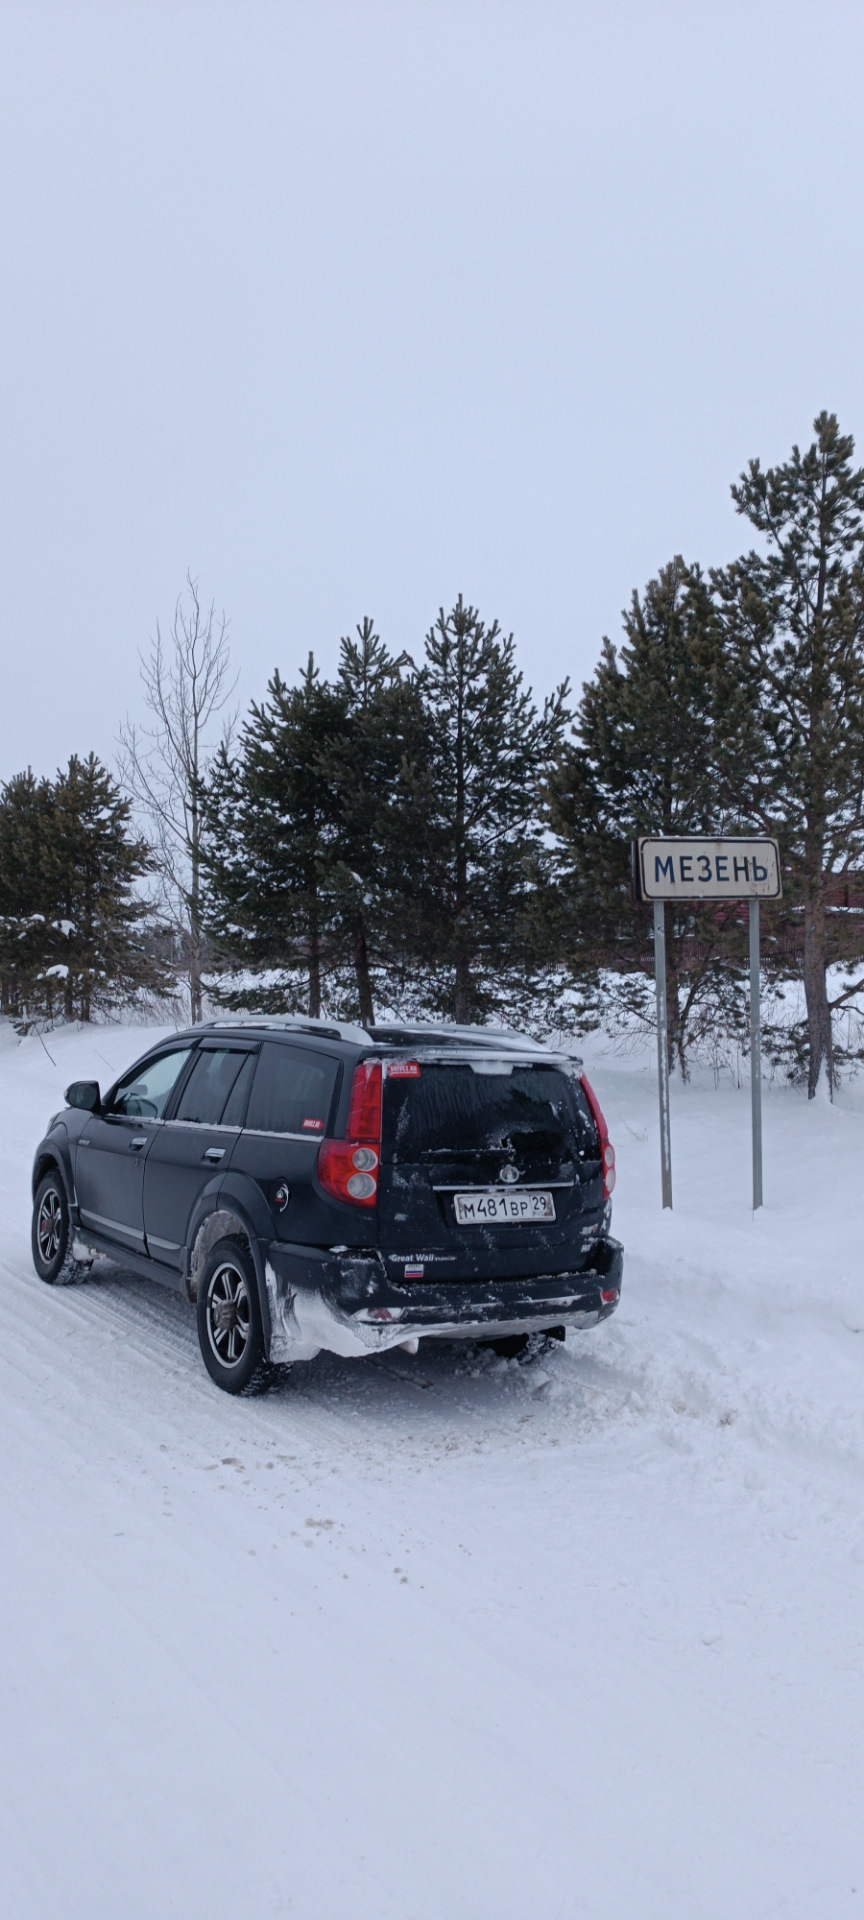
[220,1053,256,1128]
[173,1047,256,1127]
[109,1047,195,1120]
[244,1042,339,1136]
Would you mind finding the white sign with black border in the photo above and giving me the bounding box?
[635,835,781,901]
[631,835,782,1214]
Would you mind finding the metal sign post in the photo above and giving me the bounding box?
[632,835,781,1212]
[749,898,762,1210]
[653,899,673,1209]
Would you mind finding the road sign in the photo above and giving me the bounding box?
[634,835,781,901]
[632,836,783,1213]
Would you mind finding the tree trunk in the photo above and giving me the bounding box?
[663,919,688,1081]
[666,973,687,1079]
[308,888,321,1018]
[188,927,203,1024]
[189,796,203,1024]
[353,919,375,1026]
[804,512,831,1100]
[452,652,472,1025]
[454,948,472,1024]
[803,893,833,1097]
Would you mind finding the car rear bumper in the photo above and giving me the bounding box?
[262,1237,623,1364]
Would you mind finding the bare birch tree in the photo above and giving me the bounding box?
[118,573,237,1023]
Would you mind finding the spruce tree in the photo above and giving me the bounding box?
[418,597,569,1023]
[200,657,346,1018]
[713,413,864,1096]
[546,559,741,1075]
[316,620,431,1023]
[0,756,161,1022]
[46,755,162,1020]
[201,630,431,1023]
[0,771,56,1017]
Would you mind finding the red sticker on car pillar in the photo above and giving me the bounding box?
[387,1062,421,1078]
[302,1117,324,1129]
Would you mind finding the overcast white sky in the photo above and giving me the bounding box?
[2,1,863,779]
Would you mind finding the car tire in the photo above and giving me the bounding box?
[196,1237,271,1395]
[31,1170,82,1285]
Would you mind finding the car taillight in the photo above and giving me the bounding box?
[317,1060,382,1208]
[580,1073,616,1200]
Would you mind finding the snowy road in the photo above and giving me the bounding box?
[2,1024,862,1918]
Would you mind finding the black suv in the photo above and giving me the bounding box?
[31,1017,623,1393]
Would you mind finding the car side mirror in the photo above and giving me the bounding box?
[65,1080,101,1112]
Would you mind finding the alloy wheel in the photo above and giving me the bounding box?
[37,1189,63,1265]
[205,1261,252,1368]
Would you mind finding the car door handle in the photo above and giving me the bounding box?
[130,1136,148,1150]
[203,1147,225,1163]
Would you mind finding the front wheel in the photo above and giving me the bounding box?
[32,1171,81,1284]
[196,1238,269,1395]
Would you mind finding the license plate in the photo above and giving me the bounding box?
[452,1189,556,1225]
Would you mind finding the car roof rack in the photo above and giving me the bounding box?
[201,1013,581,1066]
[368,1022,549,1052]
[202,1013,371,1045]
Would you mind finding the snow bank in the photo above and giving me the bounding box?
[0,1020,861,1917]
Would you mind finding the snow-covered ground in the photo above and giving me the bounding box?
[1,1020,862,1918]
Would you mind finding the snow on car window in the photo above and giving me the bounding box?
[382,1063,594,1163]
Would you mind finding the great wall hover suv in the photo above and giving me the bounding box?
[30,1017,623,1393]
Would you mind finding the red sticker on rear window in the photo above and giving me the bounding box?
[387,1062,421,1078]
[302,1116,324,1130]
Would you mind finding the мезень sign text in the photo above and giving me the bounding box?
[634,837,782,901]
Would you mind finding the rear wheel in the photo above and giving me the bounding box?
[31,1171,81,1285]
[196,1238,270,1395]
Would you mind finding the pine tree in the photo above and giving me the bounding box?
[546,559,744,1075]
[713,413,864,1096]
[418,597,569,1023]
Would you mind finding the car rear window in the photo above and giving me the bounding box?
[244,1042,340,1137]
[382,1062,595,1163]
